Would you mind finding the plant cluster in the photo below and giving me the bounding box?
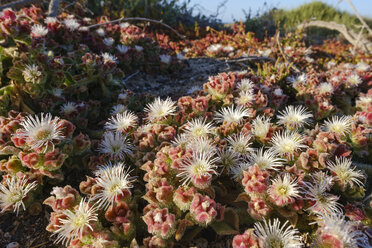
[0,5,371,248]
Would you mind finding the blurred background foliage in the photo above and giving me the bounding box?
[2,0,372,40]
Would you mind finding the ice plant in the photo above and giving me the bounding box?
[63,19,80,31]
[327,157,365,190]
[270,131,307,160]
[22,64,42,83]
[315,213,370,248]
[183,118,214,138]
[254,218,303,248]
[110,104,127,115]
[91,162,135,209]
[144,97,177,123]
[227,133,253,157]
[268,173,300,206]
[15,113,64,152]
[252,115,271,142]
[302,178,342,216]
[317,82,334,94]
[214,105,250,124]
[346,74,362,87]
[0,176,37,215]
[101,53,118,64]
[237,79,255,92]
[322,115,352,137]
[277,105,312,130]
[235,90,255,106]
[104,111,138,132]
[52,198,98,246]
[98,131,133,159]
[230,161,250,180]
[60,102,78,116]
[31,24,48,38]
[248,148,283,171]
[187,136,216,154]
[177,152,218,189]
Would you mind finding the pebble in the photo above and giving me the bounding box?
[6,242,19,248]
[4,232,11,238]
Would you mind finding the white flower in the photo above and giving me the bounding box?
[101,52,117,64]
[270,131,307,160]
[317,82,334,94]
[117,44,129,54]
[347,74,362,87]
[92,162,135,209]
[343,63,355,69]
[357,95,372,106]
[187,136,216,155]
[119,22,130,29]
[223,46,234,53]
[273,88,283,96]
[177,152,218,187]
[214,105,250,124]
[98,132,133,159]
[248,148,284,170]
[95,28,106,36]
[226,133,252,156]
[172,133,189,147]
[16,113,64,152]
[302,177,342,216]
[183,118,214,138]
[104,111,138,132]
[134,45,143,52]
[103,37,115,47]
[277,105,312,130]
[63,19,80,31]
[305,56,314,63]
[322,115,352,137]
[327,157,365,189]
[53,198,97,246]
[159,54,172,64]
[22,64,42,83]
[31,24,48,37]
[235,90,255,106]
[51,88,63,97]
[207,44,222,53]
[144,97,177,123]
[217,148,240,169]
[60,102,77,115]
[0,176,37,215]
[254,218,303,248]
[237,79,255,92]
[258,49,271,57]
[45,17,58,24]
[268,173,300,206]
[288,74,307,89]
[110,104,127,116]
[315,213,370,248]
[82,17,92,23]
[356,62,370,72]
[252,115,271,141]
[229,161,250,180]
[326,61,337,69]
[176,53,185,60]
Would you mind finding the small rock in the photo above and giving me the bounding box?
[6,242,19,248]
[4,232,11,238]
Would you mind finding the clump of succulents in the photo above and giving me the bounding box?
[1,4,372,248]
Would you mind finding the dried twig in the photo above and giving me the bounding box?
[48,0,60,17]
[86,17,186,40]
[345,0,372,36]
[298,20,372,53]
[0,0,38,11]
[275,31,301,73]
[225,56,275,63]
